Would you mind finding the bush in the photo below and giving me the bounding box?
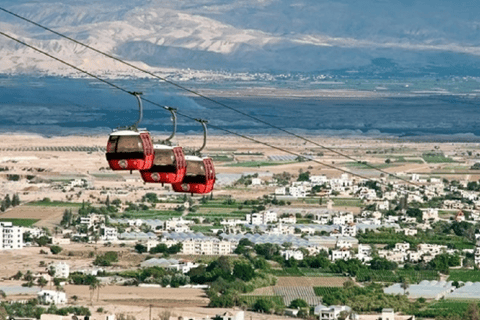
[93,251,118,266]
[50,245,63,255]
[253,298,274,313]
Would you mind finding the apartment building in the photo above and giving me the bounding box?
[0,222,23,250]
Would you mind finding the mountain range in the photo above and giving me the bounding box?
[1,0,480,80]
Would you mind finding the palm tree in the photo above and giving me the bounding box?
[97,281,104,301]
[89,280,99,303]
[47,266,56,289]
[400,277,409,295]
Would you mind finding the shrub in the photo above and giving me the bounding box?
[50,245,63,255]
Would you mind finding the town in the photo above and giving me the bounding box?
[1,134,480,320]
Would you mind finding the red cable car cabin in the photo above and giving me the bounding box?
[172,156,215,194]
[140,145,186,184]
[106,130,154,171]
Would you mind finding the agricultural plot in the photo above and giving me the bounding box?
[240,295,284,308]
[226,161,296,167]
[26,200,83,207]
[273,286,322,306]
[0,218,39,227]
[313,287,344,297]
[276,277,348,287]
[269,268,344,278]
[448,270,480,282]
[355,269,439,283]
[414,300,474,319]
[422,153,455,163]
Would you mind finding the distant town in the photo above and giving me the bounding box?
[2,135,480,320]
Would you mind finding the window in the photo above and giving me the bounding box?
[153,149,175,166]
[185,160,205,176]
[116,136,143,153]
[108,135,143,153]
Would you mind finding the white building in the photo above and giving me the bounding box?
[100,225,118,241]
[289,186,307,198]
[318,305,351,320]
[279,214,296,224]
[314,213,331,225]
[0,222,23,250]
[80,214,105,228]
[181,239,235,255]
[332,213,354,225]
[165,261,200,273]
[357,244,372,263]
[38,290,67,305]
[340,224,357,237]
[280,250,304,260]
[164,217,193,231]
[331,249,351,261]
[246,211,278,225]
[395,243,410,253]
[422,208,439,222]
[49,262,69,279]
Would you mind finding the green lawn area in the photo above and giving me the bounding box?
[414,301,474,319]
[26,200,83,207]
[0,218,39,227]
[448,270,480,282]
[422,153,455,163]
[120,210,182,219]
[225,161,297,167]
[332,197,363,207]
[190,225,217,233]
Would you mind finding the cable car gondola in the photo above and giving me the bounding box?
[172,119,216,194]
[140,107,187,184]
[106,92,154,171]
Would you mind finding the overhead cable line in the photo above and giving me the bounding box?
[0,6,420,188]
[0,31,420,197]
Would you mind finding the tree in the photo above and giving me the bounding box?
[289,299,309,309]
[233,262,255,282]
[37,277,48,289]
[400,277,409,295]
[50,245,63,255]
[88,277,100,302]
[48,266,56,289]
[4,195,11,209]
[134,243,148,254]
[34,236,50,247]
[254,299,274,313]
[0,290,6,299]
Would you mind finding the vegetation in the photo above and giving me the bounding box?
[49,245,63,255]
[2,300,91,319]
[93,251,118,266]
[0,218,38,227]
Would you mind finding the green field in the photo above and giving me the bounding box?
[240,295,284,307]
[26,200,83,207]
[0,218,39,227]
[120,210,182,219]
[268,268,344,277]
[226,161,296,167]
[448,270,480,282]
[414,301,474,318]
[190,225,217,233]
[331,197,363,207]
[355,269,439,283]
[422,153,455,163]
[314,287,344,296]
